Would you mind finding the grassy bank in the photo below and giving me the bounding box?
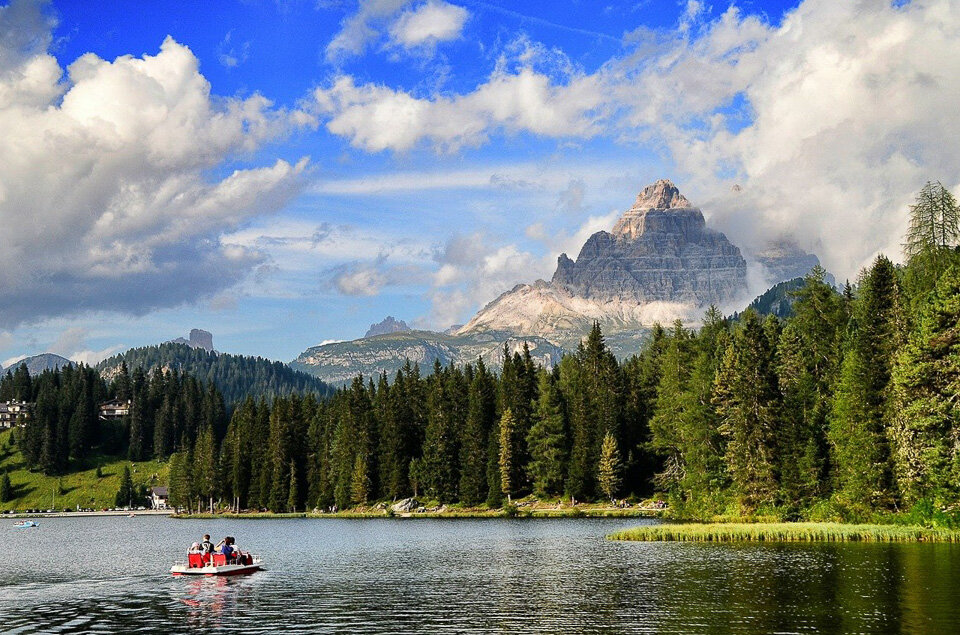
[609,522,960,543]
[0,429,168,511]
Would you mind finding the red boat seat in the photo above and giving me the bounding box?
[188,553,204,568]
[213,553,227,566]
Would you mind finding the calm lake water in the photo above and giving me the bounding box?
[2,516,960,633]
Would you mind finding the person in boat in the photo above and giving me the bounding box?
[200,534,214,554]
[215,536,236,563]
[188,542,201,554]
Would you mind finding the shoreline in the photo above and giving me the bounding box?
[609,522,960,543]
[172,505,664,520]
[5,509,175,519]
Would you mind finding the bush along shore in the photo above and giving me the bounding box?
[609,522,960,543]
[172,497,666,520]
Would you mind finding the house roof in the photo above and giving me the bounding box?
[151,486,169,496]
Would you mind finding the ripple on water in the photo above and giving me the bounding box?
[2,517,960,632]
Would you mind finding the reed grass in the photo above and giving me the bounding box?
[609,522,960,543]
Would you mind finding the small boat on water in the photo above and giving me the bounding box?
[170,552,263,576]
[13,520,39,528]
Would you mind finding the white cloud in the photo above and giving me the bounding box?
[69,345,124,366]
[317,0,960,283]
[0,2,315,327]
[326,0,412,61]
[218,30,251,68]
[314,66,606,152]
[635,0,960,278]
[325,0,468,61]
[2,355,27,370]
[388,0,468,49]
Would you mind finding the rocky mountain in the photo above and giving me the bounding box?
[170,328,214,351]
[9,353,74,375]
[291,330,564,386]
[754,241,835,287]
[458,180,748,339]
[292,180,834,384]
[364,316,411,338]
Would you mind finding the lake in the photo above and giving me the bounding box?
[2,516,960,633]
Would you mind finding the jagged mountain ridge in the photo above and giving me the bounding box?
[364,316,411,338]
[293,180,832,385]
[459,179,748,337]
[6,353,74,375]
[291,330,564,386]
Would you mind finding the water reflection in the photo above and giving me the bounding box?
[2,517,960,633]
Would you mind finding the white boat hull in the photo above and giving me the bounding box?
[171,556,263,576]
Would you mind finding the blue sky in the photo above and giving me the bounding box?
[1,0,957,366]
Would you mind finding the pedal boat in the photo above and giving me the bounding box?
[13,520,39,528]
[171,552,263,576]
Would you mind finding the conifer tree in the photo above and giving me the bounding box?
[830,256,899,508]
[351,453,369,505]
[526,370,568,498]
[0,472,12,503]
[115,465,135,508]
[459,360,497,505]
[889,266,960,504]
[498,408,514,503]
[713,310,782,510]
[288,460,300,512]
[168,449,193,513]
[903,181,960,302]
[775,266,844,508]
[598,431,622,502]
[193,425,218,513]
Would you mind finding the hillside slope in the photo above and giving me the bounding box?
[98,343,331,404]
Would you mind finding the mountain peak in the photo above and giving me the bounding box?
[611,179,694,241]
[365,316,411,338]
[632,179,690,211]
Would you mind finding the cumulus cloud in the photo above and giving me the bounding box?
[314,66,606,152]
[627,0,960,278]
[320,0,960,282]
[424,234,552,328]
[325,0,467,61]
[388,0,468,49]
[0,1,315,327]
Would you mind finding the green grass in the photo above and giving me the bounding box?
[609,522,960,543]
[0,429,168,511]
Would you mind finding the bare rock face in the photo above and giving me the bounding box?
[364,316,411,338]
[552,179,747,307]
[753,240,835,287]
[171,328,214,352]
[459,180,747,339]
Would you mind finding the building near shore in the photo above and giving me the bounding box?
[0,400,33,428]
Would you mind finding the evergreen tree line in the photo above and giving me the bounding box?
[1,361,229,475]
[163,181,960,517]
[96,343,332,406]
[169,323,658,513]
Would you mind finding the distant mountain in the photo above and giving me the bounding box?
[753,241,836,287]
[169,328,214,351]
[457,180,749,340]
[291,330,564,386]
[364,316,411,338]
[98,343,331,404]
[10,353,74,375]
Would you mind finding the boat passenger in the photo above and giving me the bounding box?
[216,536,235,563]
[188,542,201,553]
[200,534,214,554]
